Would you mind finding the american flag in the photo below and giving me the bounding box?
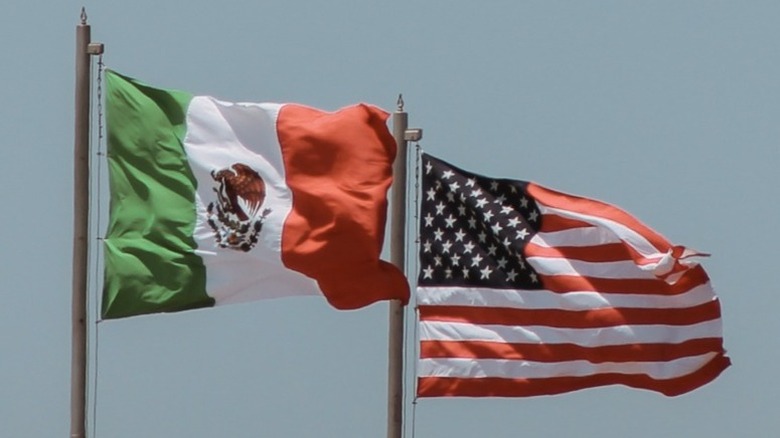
[416,153,729,397]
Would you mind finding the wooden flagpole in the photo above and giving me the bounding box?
[72,8,102,438]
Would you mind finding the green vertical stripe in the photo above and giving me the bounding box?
[102,70,213,319]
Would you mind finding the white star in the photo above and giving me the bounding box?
[449,181,461,192]
[463,242,475,254]
[471,253,483,267]
[506,269,518,282]
[424,213,434,227]
[441,240,453,254]
[466,178,476,187]
[446,192,455,202]
[520,197,529,208]
[425,162,432,174]
[530,272,538,283]
[434,228,444,241]
[435,202,446,215]
[454,229,466,242]
[423,265,434,279]
[477,231,487,243]
[529,211,539,222]
[450,254,461,266]
[507,217,521,227]
[426,188,436,201]
[444,268,453,279]
[423,240,432,253]
[491,223,503,234]
[487,244,498,256]
[490,181,499,191]
[494,194,506,205]
[480,265,493,279]
[500,205,513,215]
[434,255,442,266]
[442,170,455,179]
[497,257,508,269]
[467,218,477,229]
[462,267,470,279]
[476,198,488,209]
[470,189,483,198]
[457,205,467,216]
[483,210,494,221]
[516,228,529,240]
[502,237,512,247]
[517,255,526,270]
[459,192,467,202]
[444,214,457,228]
[435,180,442,190]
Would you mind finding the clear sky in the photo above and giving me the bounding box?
[2,1,778,437]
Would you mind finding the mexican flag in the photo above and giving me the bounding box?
[102,70,409,319]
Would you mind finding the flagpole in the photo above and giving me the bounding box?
[72,8,102,438]
[387,96,408,438]
[387,95,422,438]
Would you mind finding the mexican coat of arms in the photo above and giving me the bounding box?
[206,163,271,252]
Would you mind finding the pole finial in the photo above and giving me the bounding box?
[396,94,404,112]
[80,7,88,25]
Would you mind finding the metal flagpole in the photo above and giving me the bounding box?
[387,95,422,438]
[72,8,102,438]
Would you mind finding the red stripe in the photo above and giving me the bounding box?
[540,264,710,295]
[535,215,673,267]
[528,182,672,253]
[539,214,594,232]
[526,242,633,263]
[276,104,409,309]
[657,261,691,281]
[420,339,726,363]
[417,353,730,397]
[419,301,721,328]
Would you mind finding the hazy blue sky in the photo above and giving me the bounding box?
[2,1,778,437]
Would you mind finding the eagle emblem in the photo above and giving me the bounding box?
[206,163,272,252]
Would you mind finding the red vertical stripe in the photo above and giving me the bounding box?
[276,104,409,309]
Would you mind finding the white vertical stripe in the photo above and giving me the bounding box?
[184,97,321,305]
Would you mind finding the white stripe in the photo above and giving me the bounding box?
[530,227,621,248]
[416,283,717,310]
[537,205,663,258]
[419,320,723,347]
[526,256,657,279]
[184,97,321,305]
[530,229,674,274]
[418,353,718,380]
